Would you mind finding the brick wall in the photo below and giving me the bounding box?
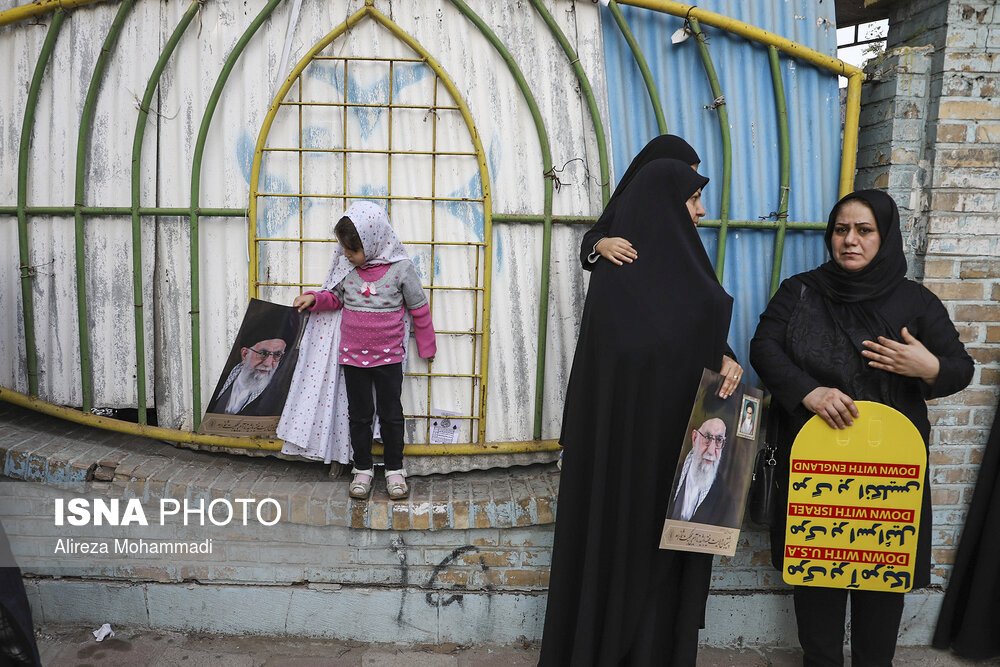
[854,46,935,277]
[0,479,551,642]
[2,476,555,586]
[857,0,1000,585]
[0,407,560,641]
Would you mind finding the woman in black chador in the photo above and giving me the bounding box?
[933,398,1000,659]
[751,190,973,665]
[541,157,742,665]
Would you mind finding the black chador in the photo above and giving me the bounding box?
[541,159,735,666]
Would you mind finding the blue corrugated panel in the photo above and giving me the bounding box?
[601,0,841,384]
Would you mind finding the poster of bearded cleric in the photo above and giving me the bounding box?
[660,369,763,556]
[199,299,303,436]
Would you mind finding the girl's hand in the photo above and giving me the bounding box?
[802,386,859,429]
[595,237,637,266]
[862,327,941,386]
[293,293,316,312]
[426,355,435,363]
[718,355,742,399]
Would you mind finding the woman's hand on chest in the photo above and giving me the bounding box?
[861,326,940,386]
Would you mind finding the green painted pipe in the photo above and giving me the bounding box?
[492,214,824,230]
[17,9,66,398]
[131,0,202,424]
[528,0,610,206]
[527,0,613,440]
[2,209,821,230]
[689,17,732,283]
[1,386,561,455]
[74,0,135,412]
[685,219,823,230]
[0,206,246,216]
[189,0,283,430]
[151,207,247,216]
[607,1,667,134]
[447,0,554,441]
[493,214,598,225]
[768,46,791,297]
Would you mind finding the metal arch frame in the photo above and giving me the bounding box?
[607,0,865,291]
[189,0,286,430]
[612,0,865,197]
[248,0,495,445]
[15,8,65,401]
[445,0,557,442]
[130,0,203,426]
[74,0,136,413]
[0,0,863,453]
[3,0,287,451]
[524,0,613,438]
[0,0,104,27]
[688,15,733,281]
[606,1,667,134]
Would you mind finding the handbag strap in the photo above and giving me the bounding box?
[760,393,780,465]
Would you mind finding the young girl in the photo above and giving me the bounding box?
[279,202,435,500]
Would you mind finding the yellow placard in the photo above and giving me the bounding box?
[782,401,925,592]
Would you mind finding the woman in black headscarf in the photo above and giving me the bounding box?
[933,399,1000,659]
[541,158,741,665]
[750,190,973,665]
[580,135,701,270]
[0,529,40,666]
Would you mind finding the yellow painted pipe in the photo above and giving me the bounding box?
[841,72,864,196]
[617,0,865,194]
[389,440,560,455]
[0,387,561,454]
[618,0,863,76]
[1,387,283,450]
[0,0,108,27]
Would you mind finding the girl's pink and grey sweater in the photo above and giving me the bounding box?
[306,260,435,368]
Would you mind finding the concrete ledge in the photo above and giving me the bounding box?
[0,403,559,531]
[0,403,956,648]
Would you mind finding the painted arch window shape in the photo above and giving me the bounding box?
[248,4,493,445]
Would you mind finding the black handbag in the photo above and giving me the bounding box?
[747,443,778,527]
[747,396,780,527]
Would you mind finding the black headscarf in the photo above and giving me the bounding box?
[600,135,699,224]
[239,299,301,350]
[798,189,907,347]
[566,158,728,434]
[801,189,906,302]
[612,135,700,197]
[581,135,700,271]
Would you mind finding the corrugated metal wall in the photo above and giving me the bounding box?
[0,0,610,442]
[1,0,843,445]
[601,0,841,384]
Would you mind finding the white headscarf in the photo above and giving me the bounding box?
[320,201,410,289]
[278,202,412,464]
